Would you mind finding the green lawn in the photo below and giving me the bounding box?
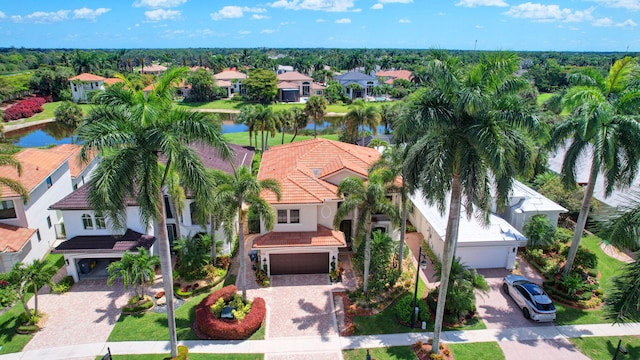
[570,336,640,360]
[537,92,555,106]
[343,346,418,360]
[6,101,92,125]
[0,301,34,355]
[223,131,339,147]
[449,342,505,360]
[99,354,263,360]
[581,235,626,291]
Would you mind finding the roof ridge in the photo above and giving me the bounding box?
[287,171,324,202]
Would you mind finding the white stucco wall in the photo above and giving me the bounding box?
[61,206,151,239]
[269,203,318,232]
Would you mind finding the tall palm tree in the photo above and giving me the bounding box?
[277,109,293,145]
[333,171,399,293]
[397,52,537,354]
[107,248,160,301]
[290,107,308,143]
[344,100,381,146]
[378,102,399,134]
[78,67,230,358]
[211,166,281,299]
[8,259,56,318]
[548,56,640,277]
[237,105,258,149]
[370,145,409,272]
[0,144,30,202]
[304,95,328,138]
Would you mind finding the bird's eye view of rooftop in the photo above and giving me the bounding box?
[2,1,640,360]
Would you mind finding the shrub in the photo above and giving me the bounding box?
[173,345,188,360]
[51,275,74,294]
[16,324,40,334]
[578,296,603,309]
[542,259,561,278]
[523,215,556,248]
[571,247,598,271]
[3,96,47,121]
[559,273,584,296]
[54,101,83,127]
[210,297,225,318]
[122,296,154,313]
[555,228,574,244]
[394,294,429,324]
[195,285,266,340]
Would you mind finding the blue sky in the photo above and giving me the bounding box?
[0,0,638,51]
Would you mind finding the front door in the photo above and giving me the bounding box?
[340,220,352,250]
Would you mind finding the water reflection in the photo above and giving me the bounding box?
[5,122,78,147]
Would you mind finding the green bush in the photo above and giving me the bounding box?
[54,101,83,127]
[0,284,17,308]
[571,247,598,271]
[555,228,574,244]
[524,215,556,248]
[16,324,40,334]
[559,273,584,296]
[175,345,189,360]
[210,297,225,318]
[51,275,74,294]
[394,294,429,324]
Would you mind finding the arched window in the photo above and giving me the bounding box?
[95,213,106,229]
[82,214,93,230]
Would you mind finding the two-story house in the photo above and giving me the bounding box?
[69,73,106,103]
[334,71,378,100]
[50,143,254,282]
[214,69,247,98]
[276,71,324,103]
[253,138,398,276]
[0,145,97,272]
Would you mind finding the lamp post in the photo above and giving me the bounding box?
[411,246,426,328]
[612,339,628,360]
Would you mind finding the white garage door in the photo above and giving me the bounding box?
[456,246,510,269]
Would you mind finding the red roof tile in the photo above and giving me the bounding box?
[277,81,299,89]
[214,70,247,80]
[0,223,35,253]
[0,148,72,198]
[49,144,95,178]
[104,78,124,85]
[277,71,313,82]
[69,73,106,82]
[252,225,346,248]
[375,69,413,82]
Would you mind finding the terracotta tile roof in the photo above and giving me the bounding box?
[52,228,155,253]
[258,138,380,204]
[277,81,299,89]
[143,84,154,92]
[142,64,167,73]
[375,69,413,80]
[252,225,346,248]
[214,70,247,80]
[48,144,95,178]
[69,73,106,82]
[0,223,36,253]
[190,66,210,71]
[311,83,325,90]
[216,80,232,87]
[103,78,124,85]
[0,148,72,198]
[277,71,313,82]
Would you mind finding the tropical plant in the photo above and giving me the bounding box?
[396,51,537,354]
[77,66,230,358]
[431,257,489,319]
[0,143,29,202]
[237,105,258,148]
[54,101,84,128]
[344,99,381,146]
[523,214,557,248]
[289,107,308,143]
[8,259,56,319]
[304,95,327,138]
[605,255,640,323]
[107,248,159,300]
[333,171,399,293]
[211,166,281,299]
[548,56,640,277]
[173,235,211,279]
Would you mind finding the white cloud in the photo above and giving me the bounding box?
[12,10,69,23]
[270,0,355,12]
[261,29,276,33]
[239,30,251,34]
[0,11,6,19]
[335,17,351,23]
[73,7,111,21]
[211,6,267,20]
[593,17,637,26]
[475,24,484,28]
[379,0,413,3]
[133,0,186,8]
[456,0,508,7]
[145,9,181,21]
[590,0,640,11]
[253,14,270,19]
[437,12,446,15]
[371,4,383,9]
[505,3,594,22]
[316,18,327,22]
[399,18,411,23]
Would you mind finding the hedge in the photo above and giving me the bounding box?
[195,285,266,340]
[3,96,49,121]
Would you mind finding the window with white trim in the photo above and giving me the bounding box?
[95,214,106,229]
[290,209,300,224]
[82,214,93,230]
[277,210,288,224]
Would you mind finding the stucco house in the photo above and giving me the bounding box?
[214,69,247,98]
[334,71,378,100]
[0,145,97,272]
[276,71,324,103]
[497,179,567,232]
[375,69,413,85]
[141,64,167,76]
[69,73,106,103]
[253,138,398,276]
[50,144,254,282]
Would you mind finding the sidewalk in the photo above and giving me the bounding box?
[2,322,640,359]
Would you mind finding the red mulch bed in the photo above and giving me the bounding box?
[413,341,454,360]
[333,291,372,336]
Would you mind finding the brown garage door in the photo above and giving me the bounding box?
[270,253,329,275]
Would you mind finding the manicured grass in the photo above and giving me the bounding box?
[0,300,33,354]
[99,354,263,360]
[537,92,554,106]
[6,101,92,125]
[570,336,640,360]
[554,303,606,325]
[343,346,418,360]
[449,342,505,360]
[223,131,339,147]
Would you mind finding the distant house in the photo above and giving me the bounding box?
[69,73,106,103]
[334,72,378,100]
[0,145,97,272]
[497,179,567,232]
[253,138,399,276]
[103,78,124,86]
[276,65,294,75]
[276,71,324,102]
[50,144,254,282]
[375,69,413,85]
[141,64,167,76]
[214,69,247,97]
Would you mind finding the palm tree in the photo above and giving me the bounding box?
[211,166,281,299]
[0,144,29,202]
[237,105,258,148]
[370,145,409,272]
[78,66,230,358]
[277,109,293,145]
[304,95,327,138]
[548,56,640,277]
[378,102,399,134]
[290,107,308,143]
[344,100,381,146]
[8,259,56,318]
[333,171,399,293]
[397,52,537,354]
[107,248,159,301]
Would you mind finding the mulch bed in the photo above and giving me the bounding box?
[413,341,454,360]
[333,291,372,336]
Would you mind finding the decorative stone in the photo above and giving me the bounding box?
[156,296,166,306]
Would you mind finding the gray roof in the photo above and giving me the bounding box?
[334,71,376,82]
[52,228,155,253]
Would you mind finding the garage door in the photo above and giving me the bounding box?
[270,253,329,275]
[455,247,509,269]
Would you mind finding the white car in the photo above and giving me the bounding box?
[503,274,556,322]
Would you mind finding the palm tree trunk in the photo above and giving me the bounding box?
[361,121,366,147]
[210,215,217,261]
[248,129,253,148]
[363,220,372,293]
[291,127,299,143]
[261,123,266,152]
[563,158,599,277]
[33,284,38,315]
[20,297,31,319]
[281,127,285,144]
[432,175,463,355]
[314,119,317,138]
[238,198,247,300]
[156,191,178,358]
[398,194,407,272]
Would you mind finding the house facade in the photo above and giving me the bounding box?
[214,69,247,98]
[276,71,319,103]
[69,73,106,103]
[497,179,568,232]
[334,72,378,100]
[375,69,413,85]
[0,145,97,272]
[254,138,398,276]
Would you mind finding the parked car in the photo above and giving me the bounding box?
[502,274,556,322]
